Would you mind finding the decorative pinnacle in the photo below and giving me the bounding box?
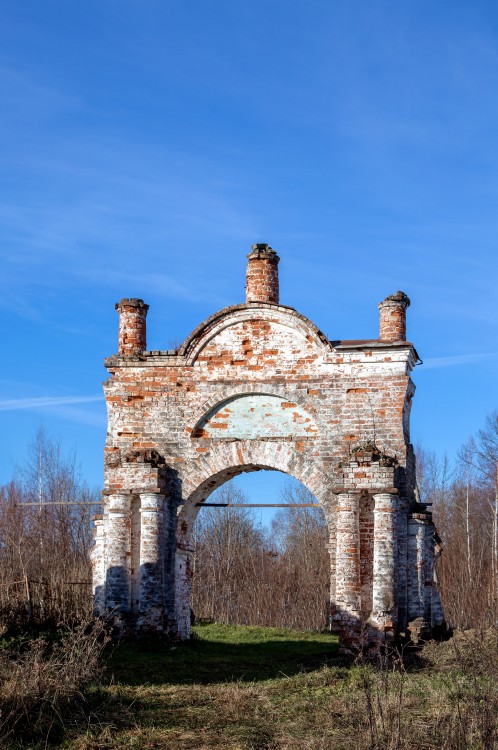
[381,291,410,308]
[115,298,149,311]
[247,243,280,262]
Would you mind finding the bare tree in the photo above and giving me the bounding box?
[191,478,330,630]
[417,411,498,629]
[0,430,97,631]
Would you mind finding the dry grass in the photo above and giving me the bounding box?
[0,619,110,748]
[2,624,498,749]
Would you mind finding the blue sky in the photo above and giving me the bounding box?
[1,0,497,505]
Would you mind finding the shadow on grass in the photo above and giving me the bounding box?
[106,624,341,686]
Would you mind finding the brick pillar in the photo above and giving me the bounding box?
[105,494,132,620]
[371,492,398,631]
[334,492,361,640]
[137,493,165,632]
[175,543,194,639]
[246,244,280,304]
[91,514,106,616]
[396,500,409,630]
[407,513,431,637]
[327,513,337,626]
[115,298,149,356]
[378,291,410,342]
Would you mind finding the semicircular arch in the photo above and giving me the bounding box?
[177,440,334,535]
[179,305,332,365]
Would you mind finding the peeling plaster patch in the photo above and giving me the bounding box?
[193,393,318,439]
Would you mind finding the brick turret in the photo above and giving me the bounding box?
[378,291,410,342]
[115,298,149,356]
[246,244,280,304]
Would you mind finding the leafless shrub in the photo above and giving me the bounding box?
[0,430,96,633]
[351,630,498,750]
[355,644,406,750]
[0,618,110,746]
[416,412,498,630]
[421,629,498,750]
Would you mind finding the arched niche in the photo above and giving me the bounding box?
[192,393,318,439]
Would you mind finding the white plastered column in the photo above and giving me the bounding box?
[408,514,425,622]
[327,510,337,625]
[91,515,106,616]
[175,544,194,640]
[371,492,398,630]
[396,499,409,629]
[407,513,433,629]
[105,494,132,619]
[334,492,361,623]
[137,492,165,631]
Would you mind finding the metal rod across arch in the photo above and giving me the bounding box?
[196,503,320,508]
[18,501,321,508]
[16,501,103,506]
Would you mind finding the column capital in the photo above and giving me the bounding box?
[331,487,363,497]
[332,487,399,497]
[372,495,399,512]
[372,489,399,496]
[139,492,165,512]
[108,494,131,513]
[409,511,432,522]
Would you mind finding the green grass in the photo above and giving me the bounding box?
[79,624,347,750]
[106,623,340,685]
[5,624,498,750]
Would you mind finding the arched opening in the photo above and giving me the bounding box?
[175,468,333,638]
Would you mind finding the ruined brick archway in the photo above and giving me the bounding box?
[92,244,445,648]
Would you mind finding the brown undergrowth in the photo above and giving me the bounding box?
[2,625,498,749]
[0,619,110,748]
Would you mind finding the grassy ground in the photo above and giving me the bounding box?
[75,624,348,750]
[107,623,340,685]
[6,624,498,749]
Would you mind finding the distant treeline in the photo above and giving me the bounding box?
[0,410,497,633]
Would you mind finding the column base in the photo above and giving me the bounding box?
[96,608,181,640]
[332,610,363,653]
[408,617,432,644]
[136,607,166,634]
[368,612,397,633]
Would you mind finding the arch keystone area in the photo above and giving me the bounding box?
[95,245,446,648]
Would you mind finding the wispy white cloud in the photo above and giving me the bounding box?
[48,404,106,428]
[423,352,498,369]
[0,395,103,412]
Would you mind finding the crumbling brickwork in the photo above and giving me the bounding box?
[245,244,280,303]
[92,243,445,647]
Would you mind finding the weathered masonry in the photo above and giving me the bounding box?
[92,244,445,648]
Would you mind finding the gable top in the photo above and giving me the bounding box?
[179,302,331,364]
[106,245,417,365]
